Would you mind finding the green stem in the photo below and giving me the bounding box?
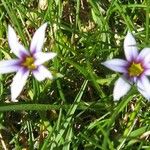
[0,101,106,112]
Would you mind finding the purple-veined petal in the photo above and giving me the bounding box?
[11,68,29,101]
[0,59,20,74]
[124,32,138,61]
[30,23,47,53]
[8,25,29,58]
[137,76,150,100]
[137,88,150,100]
[144,67,150,75]
[34,52,57,65]
[132,76,138,83]
[102,59,128,73]
[123,73,135,84]
[137,48,150,64]
[113,76,131,100]
[32,65,52,81]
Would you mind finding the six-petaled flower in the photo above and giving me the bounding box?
[0,23,57,101]
[102,32,150,100]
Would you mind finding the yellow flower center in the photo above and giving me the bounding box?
[128,62,144,77]
[22,56,36,70]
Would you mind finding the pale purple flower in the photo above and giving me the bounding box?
[102,32,150,100]
[0,23,56,101]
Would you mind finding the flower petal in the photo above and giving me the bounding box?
[137,76,150,100]
[11,68,29,101]
[102,59,128,73]
[144,67,150,75]
[124,32,138,61]
[0,59,20,74]
[32,65,53,81]
[8,25,29,58]
[30,23,47,53]
[137,48,150,64]
[113,76,131,100]
[34,52,57,65]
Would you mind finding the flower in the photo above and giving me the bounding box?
[102,32,150,100]
[0,23,57,101]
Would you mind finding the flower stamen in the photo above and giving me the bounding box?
[128,62,144,77]
[22,56,36,70]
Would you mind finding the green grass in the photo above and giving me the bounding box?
[0,0,150,149]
